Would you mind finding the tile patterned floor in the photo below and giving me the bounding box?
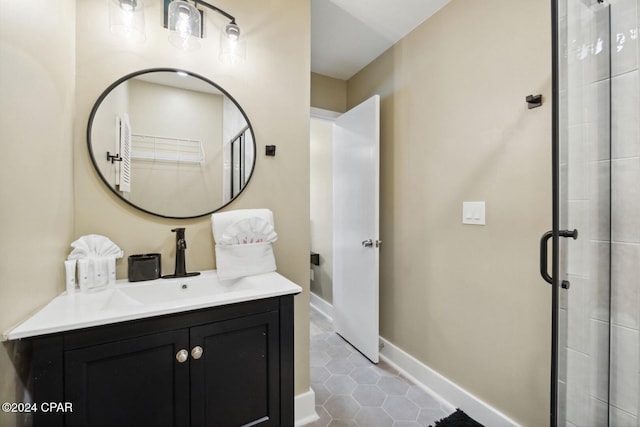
[306,307,453,427]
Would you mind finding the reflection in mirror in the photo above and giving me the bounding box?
[88,68,255,218]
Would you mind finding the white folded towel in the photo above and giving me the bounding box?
[215,242,276,281]
[219,217,278,245]
[211,209,277,281]
[211,209,274,242]
[67,235,123,291]
[68,234,124,260]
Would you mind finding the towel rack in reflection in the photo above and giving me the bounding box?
[131,134,205,164]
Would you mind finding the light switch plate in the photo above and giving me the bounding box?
[462,201,486,225]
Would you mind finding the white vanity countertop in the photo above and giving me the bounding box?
[4,270,302,341]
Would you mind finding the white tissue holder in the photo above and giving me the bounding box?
[76,257,117,292]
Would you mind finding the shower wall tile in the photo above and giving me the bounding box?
[585,80,610,162]
[560,308,569,382]
[568,84,586,127]
[610,325,639,415]
[588,160,611,243]
[610,0,639,76]
[567,201,588,276]
[584,5,613,83]
[611,71,640,159]
[589,241,610,322]
[566,349,590,426]
[611,157,640,243]
[589,319,611,402]
[560,90,570,164]
[568,125,588,199]
[589,396,610,427]
[567,275,589,353]
[560,163,569,228]
[609,405,637,427]
[611,243,640,329]
[559,379,568,425]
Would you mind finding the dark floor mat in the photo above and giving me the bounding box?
[430,408,484,427]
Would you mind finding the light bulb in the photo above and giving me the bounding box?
[109,0,145,42]
[220,23,246,64]
[168,0,201,50]
[119,0,137,12]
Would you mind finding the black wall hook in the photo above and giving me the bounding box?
[526,94,543,109]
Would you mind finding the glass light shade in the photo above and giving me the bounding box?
[219,24,246,64]
[168,0,202,51]
[109,0,146,42]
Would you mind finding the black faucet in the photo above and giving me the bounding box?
[162,228,200,279]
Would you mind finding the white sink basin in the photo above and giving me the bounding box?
[117,275,253,306]
[4,270,302,341]
[102,288,144,310]
[73,287,143,313]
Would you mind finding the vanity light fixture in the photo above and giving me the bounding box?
[109,0,146,42]
[164,0,246,64]
[167,0,201,50]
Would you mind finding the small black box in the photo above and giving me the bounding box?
[128,254,161,282]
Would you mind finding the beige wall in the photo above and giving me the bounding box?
[75,0,310,396]
[0,1,76,425]
[311,72,347,113]
[347,1,552,425]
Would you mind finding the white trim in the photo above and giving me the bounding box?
[310,292,333,320]
[379,337,521,427]
[310,107,341,121]
[295,388,319,426]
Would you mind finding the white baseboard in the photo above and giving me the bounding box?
[308,296,519,427]
[379,337,520,427]
[295,388,319,426]
[309,292,333,320]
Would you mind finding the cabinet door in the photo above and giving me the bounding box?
[64,329,190,427]
[190,311,280,427]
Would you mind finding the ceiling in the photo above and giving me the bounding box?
[311,0,451,80]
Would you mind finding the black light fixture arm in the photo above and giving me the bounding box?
[192,0,237,24]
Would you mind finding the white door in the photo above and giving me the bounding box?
[333,95,380,363]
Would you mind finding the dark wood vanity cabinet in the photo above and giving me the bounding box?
[29,296,294,427]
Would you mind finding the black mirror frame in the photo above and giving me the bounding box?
[87,68,257,219]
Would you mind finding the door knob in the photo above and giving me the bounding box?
[176,349,189,363]
[191,346,204,360]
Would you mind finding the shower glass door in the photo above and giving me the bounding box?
[554,0,612,425]
[554,0,640,424]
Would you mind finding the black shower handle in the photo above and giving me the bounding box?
[540,230,553,284]
[539,229,578,285]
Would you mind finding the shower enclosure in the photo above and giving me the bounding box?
[547,0,640,425]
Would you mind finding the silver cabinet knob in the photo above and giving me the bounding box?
[176,349,189,363]
[191,346,203,360]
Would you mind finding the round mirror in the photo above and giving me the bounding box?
[87,68,256,219]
